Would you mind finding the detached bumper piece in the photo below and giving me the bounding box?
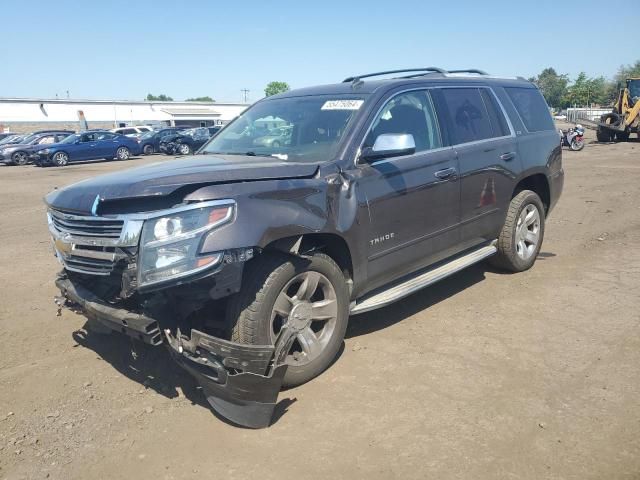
[165,325,297,429]
[56,277,163,345]
[55,276,298,429]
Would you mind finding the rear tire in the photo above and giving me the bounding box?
[227,252,349,387]
[570,139,584,151]
[116,146,130,160]
[489,190,545,272]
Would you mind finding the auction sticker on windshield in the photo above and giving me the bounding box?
[321,100,364,110]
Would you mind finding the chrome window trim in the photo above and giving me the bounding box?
[355,85,516,166]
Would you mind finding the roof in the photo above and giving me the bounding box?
[0,97,249,107]
[272,71,534,100]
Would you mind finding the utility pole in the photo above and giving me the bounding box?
[241,89,250,103]
[66,90,70,99]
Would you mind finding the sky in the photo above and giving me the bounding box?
[0,0,636,103]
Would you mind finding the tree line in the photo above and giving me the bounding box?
[144,82,292,103]
[530,60,640,109]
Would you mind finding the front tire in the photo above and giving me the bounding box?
[490,190,545,272]
[11,151,29,165]
[143,144,154,155]
[178,143,191,155]
[52,152,69,166]
[227,252,349,387]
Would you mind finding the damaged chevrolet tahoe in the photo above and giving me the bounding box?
[46,68,563,427]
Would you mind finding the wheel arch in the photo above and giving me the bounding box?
[512,173,550,213]
[264,233,354,283]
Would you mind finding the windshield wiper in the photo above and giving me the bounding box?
[202,151,274,158]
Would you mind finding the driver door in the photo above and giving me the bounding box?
[355,89,461,291]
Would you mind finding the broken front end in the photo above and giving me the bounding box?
[48,200,292,428]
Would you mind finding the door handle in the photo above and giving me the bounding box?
[434,167,457,180]
[500,152,516,161]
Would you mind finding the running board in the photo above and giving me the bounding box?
[350,245,497,315]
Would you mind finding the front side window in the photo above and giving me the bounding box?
[364,90,442,152]
[441,88,495,144]
[505,87,555,132]
[37,135,55,144]
[201,95,367,162]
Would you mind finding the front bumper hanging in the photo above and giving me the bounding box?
[55,277,298,428]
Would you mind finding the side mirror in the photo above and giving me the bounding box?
[361,133,415,162]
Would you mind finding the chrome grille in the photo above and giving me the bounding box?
[49,210,124,239]
[48,209,132,276]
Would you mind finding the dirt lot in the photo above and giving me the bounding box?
[1,130,639,480]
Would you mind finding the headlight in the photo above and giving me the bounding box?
[138,201,234,287]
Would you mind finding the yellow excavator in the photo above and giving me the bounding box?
[597,78,640,142]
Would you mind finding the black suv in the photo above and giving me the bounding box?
[46,68,563,427]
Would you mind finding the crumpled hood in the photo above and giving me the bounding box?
[45,154,319,214]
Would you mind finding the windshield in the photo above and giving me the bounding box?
[60,134,80,144]
[0,135,22,145]
[201,95,367,162]
[20,133,42,144]
[628,79,640,100]
[140,130,155,139]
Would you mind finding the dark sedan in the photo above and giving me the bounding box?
[137,127,187,155]
[159,127,220,155]
[0,131,74,165]
[31,131,142,167]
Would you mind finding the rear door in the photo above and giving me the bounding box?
[355,89,461,291]
[437,87,519,248]
[70,132,99,160]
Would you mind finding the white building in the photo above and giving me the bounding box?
[0,97,249,131]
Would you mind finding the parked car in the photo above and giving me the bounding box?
[0,131,74,165]
[31,130,141,166]
[252,125,292,148]
[111,126,153,137]
[159,127,220,155]
[0,132,17,142]
[0,134,24,146]
[46,67,563,428]
[137,127,187,155]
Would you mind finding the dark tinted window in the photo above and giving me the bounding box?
[441,88,495,144]
[365,90,442,152]
[480,89,510,137]
[505,87,554,132]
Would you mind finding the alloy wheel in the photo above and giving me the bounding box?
[515,204,541,260]
[53,152,68,166]
[270,271,338,366]
[117,147,130,160]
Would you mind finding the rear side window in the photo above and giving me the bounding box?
[480,89,510,137]
[505,87,555,132]
[440,88,494,144]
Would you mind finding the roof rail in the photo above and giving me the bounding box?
[342,67,447,83]
[447,69,489,75]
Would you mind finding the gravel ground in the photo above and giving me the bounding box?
[1,131,639,480]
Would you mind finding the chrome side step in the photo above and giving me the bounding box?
[350,245,497,315]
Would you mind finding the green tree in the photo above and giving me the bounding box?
[264,81,290,97]
[530,67,569,109]
[146,93,173,101]
[185,96,214,102]
[614,60,640,84]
